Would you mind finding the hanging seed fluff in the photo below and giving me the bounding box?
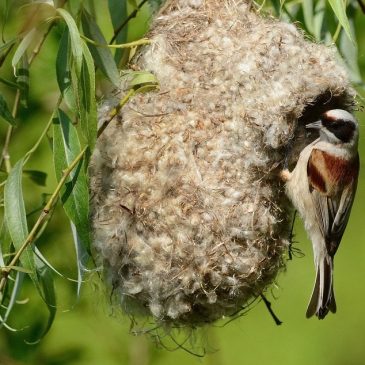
[90,0,355,328]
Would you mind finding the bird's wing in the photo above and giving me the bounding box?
[307,150,359,256]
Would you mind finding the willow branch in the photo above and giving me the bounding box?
[97,89,136,137]
[0,146,88,291]
[0,86,137,288]
[109,0,149,45]
[82,35,150,49]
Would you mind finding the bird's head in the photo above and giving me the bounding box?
[306,109,359,149]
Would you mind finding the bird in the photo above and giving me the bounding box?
[280,109,360,319]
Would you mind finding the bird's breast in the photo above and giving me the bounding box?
[308,149,359,195]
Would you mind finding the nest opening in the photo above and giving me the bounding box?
[285,89,356,166]
[298,89,355,126]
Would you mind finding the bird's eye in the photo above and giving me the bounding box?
[326,120,355,143]
[329,123,340,130]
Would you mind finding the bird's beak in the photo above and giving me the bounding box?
[305,120,322,130]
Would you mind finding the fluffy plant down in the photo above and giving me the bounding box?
[90,0,355,327]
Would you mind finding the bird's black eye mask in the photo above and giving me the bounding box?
[322,116,356,143]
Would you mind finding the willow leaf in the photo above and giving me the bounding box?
[56,28,76,111]
[328,0,354,43]
[108,0,128,63]
[53,109,91,253]
[79,42,97,151]
[0,94,16,125]
[4,159,37,284]
[26,258,56,344]
[81,9,119,86]
[11,28,36,72]
[57,8,83,73]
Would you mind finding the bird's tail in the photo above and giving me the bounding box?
[306,255,336,319]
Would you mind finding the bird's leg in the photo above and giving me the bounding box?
[280,135,295,181]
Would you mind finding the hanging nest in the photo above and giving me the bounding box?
[90,0,355,328]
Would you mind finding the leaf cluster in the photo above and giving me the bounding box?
[0,0,159,342]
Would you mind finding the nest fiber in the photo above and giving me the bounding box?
[90,0,355,327]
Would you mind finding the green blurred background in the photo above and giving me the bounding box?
[1,2,365,365]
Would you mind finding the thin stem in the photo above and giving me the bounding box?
[28,23,55,65]
[109,0,149,45]
[82,35,151,49]
[261,294,282,326]
[0,90,20,172]
[23,96,62,165]
[97,89,135,138]
[332,22,342,43]
[0,20,57,172]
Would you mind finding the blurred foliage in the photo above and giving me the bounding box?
[0,0,364,364]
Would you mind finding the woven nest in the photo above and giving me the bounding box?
[90,0,355,328]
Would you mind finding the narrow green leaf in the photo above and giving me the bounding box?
[23,170,47,186]
[270,0,283,16]
[0,38,17,55]
[125,70,159,92]
[53,109,91,253]
[26,258,56,344]
[0,272,24,331]
[0,76,19,89]
[56,28,76,111]
[4,159,37,283]
[1,266,33,274]
[302,0,314,35]
[70,222,88,299]
[80,42,97,151]
[11,28,37,72]
[108,0,128,64]
[0,222,12,268]
[2,161,55,337]
[70,63,82,118]
[57,8,83,73]
[34,246,78,282]
[17,55,30,109]
[0,94,16,125]
[338,6,362,84]
[313,0,326,41]
[81,9,120,86]
[328,0,354,43]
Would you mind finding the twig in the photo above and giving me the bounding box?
[0,21,57,172]
[28,23,56,65]
[0,91,20,173]
[82,35,151,49]
[97,89,135,137]
[260,294,282,325]
[109,0,149,45]
[23,96,62,165]
[1,86,136,289]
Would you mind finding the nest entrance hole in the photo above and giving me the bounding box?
[298,89,354,126]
